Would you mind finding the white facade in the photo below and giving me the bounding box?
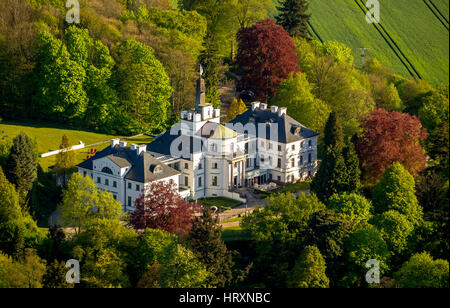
[77,139,183,212]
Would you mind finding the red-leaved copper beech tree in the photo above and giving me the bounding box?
[356,108,428,183]
[129,181,200,235]
[236,18,300,102]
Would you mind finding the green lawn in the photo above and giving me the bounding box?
[197,197,243,210]
[0,121,153,170]
[307,0,449,85]
[221,216,244,224]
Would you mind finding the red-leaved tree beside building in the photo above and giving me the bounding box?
[129,181,199,235]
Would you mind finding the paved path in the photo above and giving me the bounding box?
[219,86,238,121]
[218,188,266,227]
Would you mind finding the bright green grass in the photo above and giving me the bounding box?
[307,0,449,85]
[431,0,449,19]
[197,197,243,210]
[377,0,449,85]
[308,0,410,76]
[221,216,244,224]
[0,122,153,170]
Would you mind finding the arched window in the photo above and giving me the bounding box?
[101,167,113,175]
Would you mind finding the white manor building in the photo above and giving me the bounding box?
[77,77,319,212]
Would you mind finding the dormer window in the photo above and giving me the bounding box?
[102,167,113,175]
[150,165,163,174]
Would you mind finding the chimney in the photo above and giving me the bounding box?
[278,107,287,117]
[111,139,120,147]
[251,102,261,111]
[131,144,146,155]
[119,141,127,148]
[260,103,268,110]
[271,106,278,113]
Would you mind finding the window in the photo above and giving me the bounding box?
[291,159,295,168]
[198,177,202,187]
[113,195,117,200]
[97,177,101,184]
[301,142,304,148]
[128,182,132,189]
[278,145,282,152]
[300,156,304,166]
[113,181,117,188]
[308,153,312,163]
[212,162,218,169]
[105,179,109,186]
[102,167,113,175]
[292,144,295,151]
[83,171,87,176]
[277,176,281,181]
[198,163,203,170]
[277,158,282,168]
[309,140,312,147]
[128,197,132,207]
[212,176,218,186]
[136,184,140,192]
[185,176,189,186]
[210,143,217,152]
[185,163,189,169]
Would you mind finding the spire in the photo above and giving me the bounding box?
[196,65,206,109]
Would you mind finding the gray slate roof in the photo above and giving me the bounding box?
[227,107,319,143]
[77,145,180,183]
[147,130,204,160]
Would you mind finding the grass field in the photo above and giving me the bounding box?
[431,0,449,19]
[0,122,153,170]
[197,197,243,210]
[307,0,449,85]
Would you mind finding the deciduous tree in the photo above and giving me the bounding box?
[270,72,330,134]
[327,193,372,231]
[236,18,300,102]
[394,252,449,288]
[129,180,198,235]
[356,109,428,183]
[341,225,390,287]
[226,98,247,122]
[372,163,423,227]
[58,173,123,234]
